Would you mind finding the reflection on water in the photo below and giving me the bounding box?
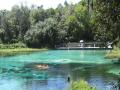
[0,63,120,90]
[0,50,120,90]
[0,63,70,90]
[24,77,68,90]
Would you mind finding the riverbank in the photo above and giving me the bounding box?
[0,48,48,56]
[106,49,120,59]
[69,80,96,90]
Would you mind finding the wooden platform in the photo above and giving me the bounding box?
[55,42,113,50]
[56,47,112,50]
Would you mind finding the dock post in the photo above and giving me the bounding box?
[94,43,95,48]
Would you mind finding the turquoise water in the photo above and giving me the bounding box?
[0,50,120,90]
[0,50,112,64]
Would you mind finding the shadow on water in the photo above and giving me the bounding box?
[111,78,120,90]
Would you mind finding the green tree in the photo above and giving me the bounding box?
[30,6,46,24]
[24,18,58,48]
[93,0,120,42]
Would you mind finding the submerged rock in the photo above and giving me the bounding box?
[35,64,49,70]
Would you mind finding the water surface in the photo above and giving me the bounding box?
[0,50,120,90]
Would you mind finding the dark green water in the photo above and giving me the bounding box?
[0,50,120,90]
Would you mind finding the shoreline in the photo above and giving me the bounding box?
[0,48,48,56]
[106,50,120,59]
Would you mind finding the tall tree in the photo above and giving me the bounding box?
[93,0,120,42]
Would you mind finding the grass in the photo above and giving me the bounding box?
[0,48,48,56]
[69,80,96,90]
[106,48,120,59]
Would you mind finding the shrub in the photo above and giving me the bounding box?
[69,80,97,90]
[116,41,120,48]
[0,42,27,49]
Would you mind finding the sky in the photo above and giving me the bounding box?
[0,0,80,10]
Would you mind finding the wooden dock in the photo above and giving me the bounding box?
[55,42,112,50]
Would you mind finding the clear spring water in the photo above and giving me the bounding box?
[0,50,120,90]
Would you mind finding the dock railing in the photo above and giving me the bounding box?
[55,42,112,49]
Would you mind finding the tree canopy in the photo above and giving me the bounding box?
[0,0,119,48]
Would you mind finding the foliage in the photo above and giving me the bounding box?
[69,80,97,90]
[0,42,26,49]
[93,0,120,42]
[0,48,48,56]
[24,18,58,48]
[106,49,120,59]
[0,0,119,48]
